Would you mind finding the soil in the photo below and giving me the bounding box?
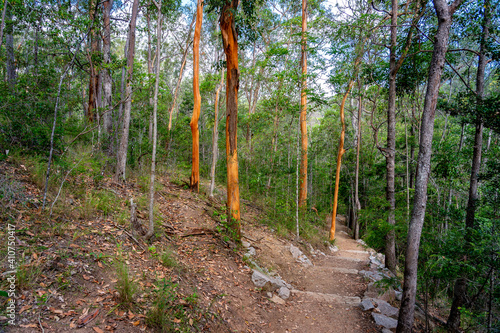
[0,160,380,333]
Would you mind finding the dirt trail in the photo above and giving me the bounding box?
[239,215,379,333]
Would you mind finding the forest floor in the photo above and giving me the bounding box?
[0,159,381,332]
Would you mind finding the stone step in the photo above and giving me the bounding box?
[311,266,359,275]
[291,290,361,306]
[341,250,371,255]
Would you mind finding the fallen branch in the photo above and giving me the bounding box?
[111,222,145,251]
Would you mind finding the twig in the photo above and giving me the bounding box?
[49,155,86,217]
[111,222,145,251]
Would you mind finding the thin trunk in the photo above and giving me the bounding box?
[168,14,196,130]
[5,4,15,88]
[102,0,113,134]
[115,0,140,181]
[210,69,224,197]
[147,6,154,141]
[145,1,162,240]
[296,119,300,239]
[385,0,398,274]
[0,0,8,50]
[396,1,463,331]
[190,0,203,192]
[87,0,98,123]
[330,82,354,241]
[330,48,363,240]
[220,0,241,240]
[299,0,308,209]
[404,110,410,218]
[354,80,362,240]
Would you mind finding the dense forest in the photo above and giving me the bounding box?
[0,0,499,332]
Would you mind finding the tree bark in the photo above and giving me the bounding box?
[210,69,224,197]
[168,13,196,131]
[299,0,308,209]
[5,4,15,88]
[447,0,489,329]
[330,81,354,241]
[190,0,203,192]
[115,0,140,181]
[385,0,398,274]
[102,0,113,134]
[0,0,8,51]
[354,80,362,240]
[87,0,98,123]
[396,0,463,331]
[145,0,162,240]
[220,0,241,240]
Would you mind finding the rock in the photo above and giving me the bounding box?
[246,247,256,257]
[273,276,293,290]
[251,270,292,292]
[289,244,313,266]
[269,295,286,305]
[241,240,251,248]
[372,313,398,329]
[356,239,367,246]
[266,292,273,298]
[395,291,402,301]
[252,270,277,291]
[329,245,339,253]
[382,329,393,333]
[278,287,290,300]
[374,299,399,318]
[360,298,375,311]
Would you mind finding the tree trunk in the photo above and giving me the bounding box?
[396,1,463,331]
[299,0,308,209]
[0,0,8,51]
[168,13,196,131]
[354,80,362,240]
[102,0,113,134]
[447,1,489,327]
[87,0,98,123]
[385,0,398,274]
[330,81,354,241]
[210,69,224,197]
[5,4,15,88]
[145,1,162,240]
[190,0,203,192]
[220,0,241,240]
[115,0,140,181]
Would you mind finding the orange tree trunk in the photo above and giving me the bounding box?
[220,0,241,240]
[190,0,203,192]
[329,82,353,241]
[299,0,308,210]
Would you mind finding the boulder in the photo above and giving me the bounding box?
[278,287,290,300]
[252,270,277,291]
[372,313,398,329]
[290,244,313,266]
[374,299,399,318]
[360,298,375,311]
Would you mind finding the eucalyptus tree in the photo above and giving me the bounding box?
[190,0,203,192]
[396,0,464,331]
[115,0,140,181]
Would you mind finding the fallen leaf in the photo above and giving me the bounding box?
[93,327,104,333]
[19,305,31,314]
[132,320,141,326]
[20,324,38,328]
